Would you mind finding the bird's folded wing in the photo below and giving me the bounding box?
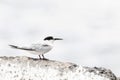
[19,47,35,51]
[31,44,50,50]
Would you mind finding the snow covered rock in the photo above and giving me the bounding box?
[0,56,117,80]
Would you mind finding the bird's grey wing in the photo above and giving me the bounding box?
[31,44,45,50]
[31,44,52,52]
[9,45,35,51]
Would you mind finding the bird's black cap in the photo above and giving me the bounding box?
[44,36,63,40]
[44,36,54,40]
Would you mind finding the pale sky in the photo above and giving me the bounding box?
[0,0,120,76]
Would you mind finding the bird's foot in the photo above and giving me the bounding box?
[39,58,42,60]
[42,58,49,60]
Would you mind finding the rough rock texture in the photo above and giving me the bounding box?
[0,56,117,80]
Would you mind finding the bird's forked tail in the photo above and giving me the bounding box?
[9,45,20,49]
[9,44,35,51]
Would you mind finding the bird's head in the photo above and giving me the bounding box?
[44,36,62,43]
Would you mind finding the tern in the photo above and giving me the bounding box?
[9,36,62,60]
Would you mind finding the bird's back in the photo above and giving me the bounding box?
[30,43,53,54]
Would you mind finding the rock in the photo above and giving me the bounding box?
[117,77,120,80]
[0,56,117,80]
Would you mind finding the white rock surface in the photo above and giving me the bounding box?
[0,56,117,80]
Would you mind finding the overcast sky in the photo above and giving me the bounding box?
[0,0,120,76]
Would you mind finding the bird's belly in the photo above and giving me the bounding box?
[29,51,44,55]
[28,47,52,55]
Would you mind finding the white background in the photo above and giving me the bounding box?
[0,0,120,76]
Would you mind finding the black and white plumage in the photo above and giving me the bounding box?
[9,36,62,60]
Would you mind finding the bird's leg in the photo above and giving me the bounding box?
[42,54,45,59]
[39,55,42,59]
[42,54,48,60]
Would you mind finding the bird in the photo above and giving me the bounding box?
[9,36,63,60]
